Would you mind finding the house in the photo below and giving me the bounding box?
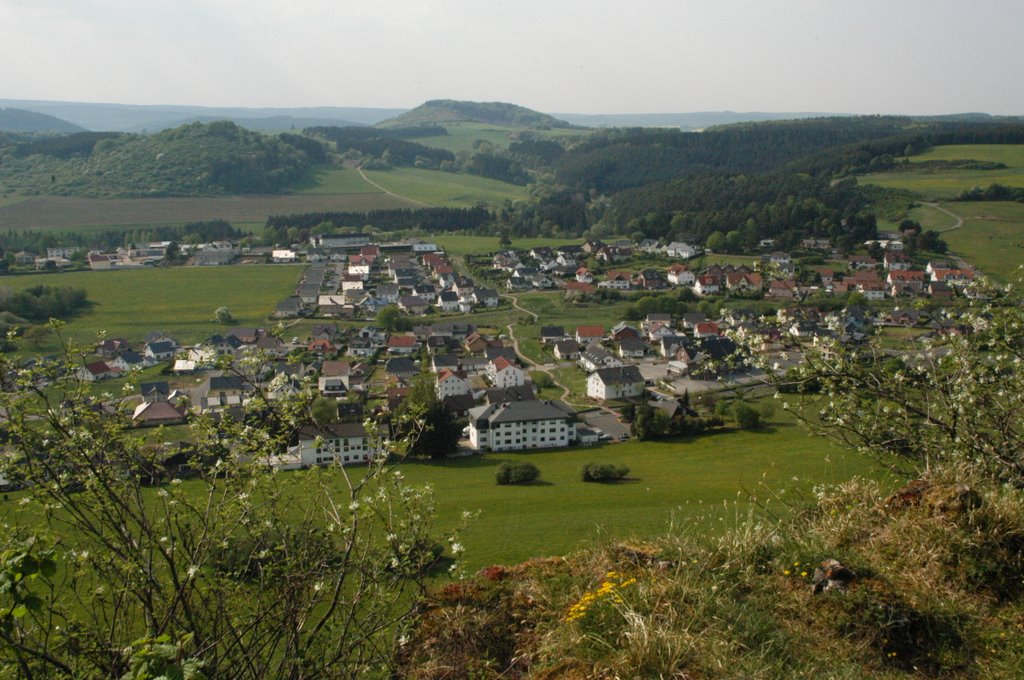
[384,358,418,382]
[200,375,250,410]
[398,296,430,315]
[667,264,695,286]
[291,423,372,466]
[140,381,171,403]
[540,326,567,345]
[563,281,596,296]
[553,339,580,361]
[693,276,720,296]
[436,290,460,312]
[618,336,647,359]
[646,321,675,342]
[635,269,668,290]
[587,365,645,401]
[726,272,764,292]
[693,322,721,339]
[884,252,911,271]
[472,288,500,308]
[435,368,470,399]
[598,271,632,290]
[579,345,623,372]
[387,334,419,354]
[273,297,304,319]
[132,401,187,427]
[272,249,298,263]
[193,246,237,266]
[575,267,594,284]
[108,350,146,372]
[665,242,698,259]
[468,400,577,452]
[488,356,526,388]
[77,361,118,382]
[318,360,352,396]
[610,322,640,342]
[575,325,605,344]
[464,332,490,354]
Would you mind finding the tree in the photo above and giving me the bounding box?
[498,228,512,249]
[21,324,51,350]
[376,305,406,333]
[311,395,339,427]
[731,402,762,429]
[495,461,540,485]
[0,334,453,678]
[213,306,234,324]
[393,373,460,459]
[756,278,1024,484]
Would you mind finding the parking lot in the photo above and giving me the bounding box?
[581,410,631,441]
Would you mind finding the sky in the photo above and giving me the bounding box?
[2,0,1023,115]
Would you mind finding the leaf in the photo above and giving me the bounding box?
[11,604,27,619]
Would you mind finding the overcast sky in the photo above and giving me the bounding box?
[2,0,1022,115]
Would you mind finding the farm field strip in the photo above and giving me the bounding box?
[859,144,1024,199]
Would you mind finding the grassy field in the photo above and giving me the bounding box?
[433,234,582,256]
[0,193,415,232]
[410,122,590,154]
[361,167,529,208]
[290,165,386,195]
[908,201,1024,281]
[0,265,302,350]
[859,144,1024,199]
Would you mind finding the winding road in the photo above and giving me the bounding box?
[919,201,964,232]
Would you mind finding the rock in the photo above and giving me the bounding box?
[922,483,982,517]
[812,558,856,594]
[885,479,930,510]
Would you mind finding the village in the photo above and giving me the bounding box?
[50,225,981,475]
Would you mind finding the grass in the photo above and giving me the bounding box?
[859,144,1024,199]
[0,265,302,350]
[361,167,529,208]
[0,194,414,232]
[908,201,1024,281]
[410,122,590,155]
[433,234,583,257]
[290,165,385,195]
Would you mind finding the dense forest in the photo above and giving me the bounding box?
[0,284,88,322]
[0,121,320,197]
[303,126,454,168]
[262,207,492,243]
[377,99,575,129]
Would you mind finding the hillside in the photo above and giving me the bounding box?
[0,107,84,133]
[0,120,321,197]
[379,99,576,129]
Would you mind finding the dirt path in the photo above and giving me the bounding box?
[502,293,573,402]
[920,201,964,232]
[355,167,432,208]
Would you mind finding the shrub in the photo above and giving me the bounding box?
[580,463,630,482]
[495,461,541,485]
[732,402,762,429]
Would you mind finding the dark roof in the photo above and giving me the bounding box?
[297,422,368,440]
[146,340,176,354]
[385,358,417,375]
[208,375,247,390]
[442,394,476,414]
[484,347,518,364]
[619,337,647,352]
[485,385,536,403]
[540,326,565,338]
[594,365,644,385]
[469,399,576,424]
[140,381,170,397]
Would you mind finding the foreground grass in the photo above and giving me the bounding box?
[401,464,1024,678]
[1,265,302,350]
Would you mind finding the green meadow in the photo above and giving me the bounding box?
[410,122,590,154]
[1,265,302,350]
[361,167,529,208]
[859,144,1024,199]
[432,234,582,256]
[910,201,1024,281]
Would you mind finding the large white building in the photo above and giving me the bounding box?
[468,400,577,452]
[488,357,526,388]
[435,368,470,399]
[587,366,646,401]
[290,423,372,466]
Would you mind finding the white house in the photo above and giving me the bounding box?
[488,357,526,388]
[666,242,698,259]
[291,423,372,466]
[435,368,470,399]
[667,264,695,286]
[587,366,646,401]
[272,249,297,263]
[468,400,577,452]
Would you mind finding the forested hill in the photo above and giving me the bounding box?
[378,99,576,129]
[0,121,323,197]
[0,108,84,133]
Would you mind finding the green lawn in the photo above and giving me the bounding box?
[434,234,583,257]
[409,122,590,154]
[389,412,884,570]
[291,165,385,195]
[361,167,529,208]
[859,144,1024,199]
[1,265,303,350]
[908,201,1024,281]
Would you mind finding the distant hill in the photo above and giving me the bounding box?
[552,111,835,130]
[125,115,368,133]
[0,107,84,133]
[378,100,576,129]
[0,99,407,132]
